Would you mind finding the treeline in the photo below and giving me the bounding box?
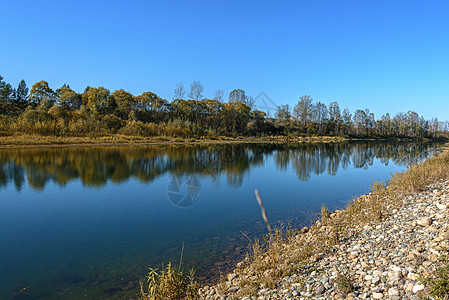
[0,75,447,139]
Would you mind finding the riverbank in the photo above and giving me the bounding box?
[197,146,449,299]
[0,134,347,147]
[0,133,444,148]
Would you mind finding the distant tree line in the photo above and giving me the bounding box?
[0,75,447,139]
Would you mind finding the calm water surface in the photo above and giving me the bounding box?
[0,141,440,299]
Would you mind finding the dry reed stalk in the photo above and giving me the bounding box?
[255,189,272,233]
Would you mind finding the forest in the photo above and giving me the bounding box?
[0,75,447,139]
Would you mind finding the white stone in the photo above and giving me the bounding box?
[364,275,373,281]
[412,284,425,293]
[373,292,384,299]
[416,217,432,226]
[388,288,400,296]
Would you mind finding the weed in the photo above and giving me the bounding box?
[138,262,198,300]
[425,250,449,299]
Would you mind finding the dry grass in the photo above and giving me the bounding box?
[233,145,449,297]
[138,262,198,300]
[0,133,346,147]
[425,249,449,300]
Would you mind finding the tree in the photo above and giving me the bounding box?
[112,89,135,118]
[312,102,327,134]
[173,83,186,100]
[342,108,352,135]
[328,101,341,134]
[228,89,246,103]
[223,101,251,133]
[353,109,366,135]
[293,95,313,127]
[228,89,254,109]
[58,86,82,110]
[276,104,291,122]
[188,81,204,101]
[213,90,224,102]
[86,86,116,115]
[15,80,29,111]
[135,91,169,122]
[29,80,57,108]
[0,76,14,114]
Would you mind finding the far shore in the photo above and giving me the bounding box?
[0,134,444,149]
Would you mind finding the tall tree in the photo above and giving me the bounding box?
[293,95,313,127]
[312,102,327,134]
[328,101,341,133]
[16,80,29,111]
[188,80,204,101]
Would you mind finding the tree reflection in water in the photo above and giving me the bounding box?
[0,141,440,192]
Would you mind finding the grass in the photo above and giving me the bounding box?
[0,133,347,147]
[231,144,449,297]
[425,249,449,299]
[138,262,198,300]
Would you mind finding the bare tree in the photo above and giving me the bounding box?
[188,80,204,101]
[213,89,224,102]
[276,104,291,122]
[173,83,186,100]
[293,95,313,127]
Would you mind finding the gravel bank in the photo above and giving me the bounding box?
[200,179,449,299]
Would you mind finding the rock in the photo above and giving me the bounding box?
[301,227,309,234]
[388,288,399,296]
[373,292,383,299]
[228,286,239,292]
[315,285,325,295]
[416,217,432,226]
[364,274,373,281]
[226,273,237,281]
[412,284,424,293]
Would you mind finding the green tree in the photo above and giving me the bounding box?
[15,79,29,112]
[0,76,14,115]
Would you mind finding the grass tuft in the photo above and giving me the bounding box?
[138,262,198,300]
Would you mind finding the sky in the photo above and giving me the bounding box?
[1,0,448,121]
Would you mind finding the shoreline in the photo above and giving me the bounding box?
[0,134,444,149]
[194,146,449,299]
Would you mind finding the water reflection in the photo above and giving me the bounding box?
[0,141,438,192]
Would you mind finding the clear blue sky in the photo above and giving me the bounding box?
[1,0,448,121]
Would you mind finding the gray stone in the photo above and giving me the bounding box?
[315,285,325,295]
